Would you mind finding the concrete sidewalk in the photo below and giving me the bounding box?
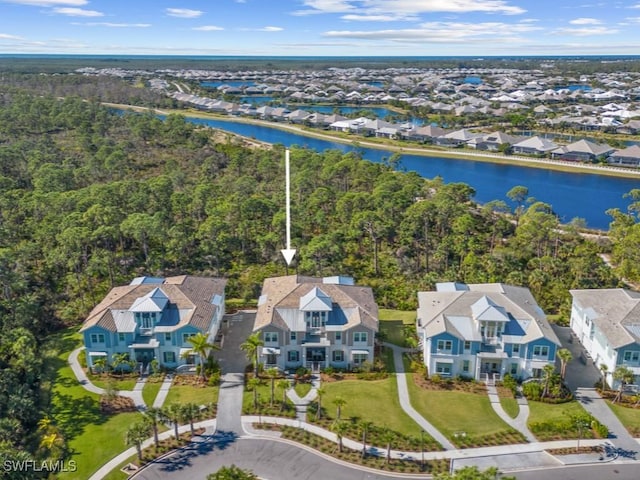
[486,384,536,442]
[151,374,174,409]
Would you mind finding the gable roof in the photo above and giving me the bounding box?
[254,275,378,332]
[512,136,559,152]
[80,276,227,333]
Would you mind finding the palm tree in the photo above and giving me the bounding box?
[277,379,290,413]
[112,352,129,378]
[380,427,395,464]
[92,356,108,375]
[613,366,635,403]
[181,402,201,437]
[188,332,219,381]
[125,421,151,463]
[331,420,348,453]
[265,367,279,406]
[240,333,264,376]
[557,348,573,380]
[600,363,609,391]
[541,364,556,398]
[359,420,373,458]
[162,403,183,440]
[315,387,326,421]
[333,395,347,419]
[144,407,163,449]
[247,377,261,410]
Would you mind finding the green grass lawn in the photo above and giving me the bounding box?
[142,378,163,407]
[90,375,137,391]
[500,397,520,419]
[378,309,415,347]
[164,383,219,406]
[44,328,145,480]
[527,400,592,441]
[606,400,640,437]
[406,379,514,440]
[321,378,423,438]
[243,378,290,411]
[294,382,312,398]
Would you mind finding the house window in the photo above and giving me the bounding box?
[354,332,367,343]
[512,344,520,354]
[437,340,453,351]
[533,345,549,357]
[290,332,297,342]
[91,334,105,344]
[118,333,125,342]
[464,341,471,351]
[141,312,153,329]
[623,351,640,363]
[510,363,518,375]
[435,362,452,376]
[335,332,342,341]
[288,350,300,362]
[264,332,279,343]
[182,332,196,343]
[165,332,172,342]
[353,352,367,365]
[462,360,470,373]
[333,350,344,362]
[163,351,176,363]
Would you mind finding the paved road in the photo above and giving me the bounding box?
[514,463,640,480]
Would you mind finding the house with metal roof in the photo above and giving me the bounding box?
[253,275,379,373]
[416,282,560,383]
[551,139,615,162]
[570,289,640,388]
[607,145,640,167]
[80,275,227,373]
[511,136,559,156]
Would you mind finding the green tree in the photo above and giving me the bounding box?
[207,465,258,480]
[180,402,201,437]
[315,387,326,421]
[557,348,573,380]
[111,352,129,378]
[277,379,290,413]
[359,420,373,458]
[599,363,609,391]
[331,419,348,453]
[333,395,347,420]
[125,421,151,463]
[541,364,556,399]
[380,427,395,464]
[613,366,635,403]
[435,465,514,480]
[240,333,264,376]
[145,407,163,449]
[187,332,219,381]
[247,377,261,410]
[162,403,183,440]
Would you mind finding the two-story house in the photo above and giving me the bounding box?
[417,282,560,382]
[253,275,379,372]
[570,288,640,388]
[80,275,227,373]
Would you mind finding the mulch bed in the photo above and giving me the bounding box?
[412,374,487,394]
[100,395,137,413]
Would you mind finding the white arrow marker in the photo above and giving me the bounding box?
[281,149,296,265]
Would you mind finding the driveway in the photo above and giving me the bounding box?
[551,324,601,392]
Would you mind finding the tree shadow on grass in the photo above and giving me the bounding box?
[51,392,104,442]
[157,430,239,473]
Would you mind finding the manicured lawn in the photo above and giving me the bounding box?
[91,375,137,391]
[406,378,514,440]
[527,400,592,441]
[294,382,312,398]
[164,383,219,406]
[378,309,415,347]
[44,328,145,480]
[142,378,163,407]
[321,378,423,438]
[606,400,640,437]
[500,397,520,419]
[243,378,290,411]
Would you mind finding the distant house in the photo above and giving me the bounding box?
[511,136,559,156]
[434,128,483,147]
[416,282,560,382]
[551,139,615,162]
[570,289,640,388]
[468,131,522,151]
[608,145,640,167]
[253,275,379,372]
[80,275,226,373]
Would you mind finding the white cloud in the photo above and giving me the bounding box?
[2,0,87,5]
[294,0,525,16]
[165,8,203,18]
[238,26,284,32]
[624,17,640,24]
[554,26,617,36]
[341,14,419,21]
[569,18,602,25]
[324,21,541,43]
[73,22,151,28]
[0,33,23,39]
[53,7,102,16]
[193,25,224,31]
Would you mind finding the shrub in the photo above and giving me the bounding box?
[522,381,542,401]
[502,373,518,395]
[591,420,609,439]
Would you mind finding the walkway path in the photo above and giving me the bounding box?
[151,374,174,409]
[575,387,638,458]
[286,375,320,422]
[486,384,536,442]
[386,343,456,450]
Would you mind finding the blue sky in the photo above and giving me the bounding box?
[1,0,640,56]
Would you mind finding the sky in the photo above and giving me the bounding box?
[1,0,640,56]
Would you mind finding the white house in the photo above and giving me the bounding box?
[417,282,561,382]
[570,289,640,388]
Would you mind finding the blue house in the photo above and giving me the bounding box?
[80,275,226,373]
[416,282,560,382]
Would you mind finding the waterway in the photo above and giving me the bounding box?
[184,116,638,230]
